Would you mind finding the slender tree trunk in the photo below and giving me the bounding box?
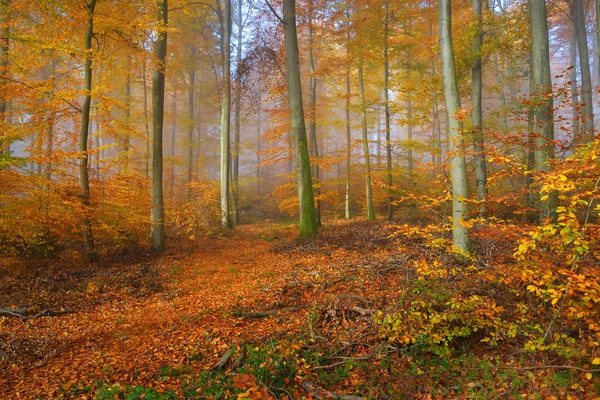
[438,0,471,253]
[597,0,600,82]
[472,0,487,214]
[383,0,393,220]
[187,68,195,201]
[80,0,98,263]
[170,91,176,197]
[283,0,317,236]
[407,98,414,173]
[570,37,580,140]
[143,61,151,178]
[358,60,375,221]
[345,64,352,220]
[0,0,9,160]
[572,0,594,137]
[232,0,242,225]
[530,0,557,221]
[308,0,321,227]
[219,0,232,229]
[151,0,168,252]
[123,57,131,172]
[526,56,536,211]
[256,81,262,196]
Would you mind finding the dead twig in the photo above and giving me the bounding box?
[233,304,309,319]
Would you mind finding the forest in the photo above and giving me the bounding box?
[1,0,600,397]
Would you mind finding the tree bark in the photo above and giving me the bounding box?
[218,0,232,229]
[570,36,580,140]
[345,64,352,220]
[187,68,195,201]
[472,0,487,214]
[232,0,243,225]
[529,0,557,221]
[0,0,9,161]
[572,0,594,137]
[170,90,176,197]
[383,0,393,220]
[438,0,471,253]
[256,80,262,196]
[358,60,375,221]
[283,0,318,236]
[151,0,168,252]
[308,0,321,227]
[80,0,98,263]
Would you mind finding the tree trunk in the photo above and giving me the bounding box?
[570,36,580,140]
[123,57,131,172]
[219,0,232,229]
[345,64,352,220]
[187,68,195,201]
[0,0,9,160]
[358,60,375,221]
[597,0,600,82]
[529,0,557,221]
[151,0,168,252]
[383,0,393,221]
[170,91,176,197]
[143,61,151,178]
[407,98,414,174]
[572,0,594,137]
[438,0,471,253]
[308,0,321,227]
[232,0,243,225]
[283,0,317,237]
[472,0,487,214]
[256,80,262,196]
[80,0,98,263]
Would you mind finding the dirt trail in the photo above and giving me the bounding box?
[0,225,302,398]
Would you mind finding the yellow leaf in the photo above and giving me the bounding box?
[585,372,592,380]
[592,357,600,365]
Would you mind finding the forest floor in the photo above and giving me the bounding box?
[1,221,599,399]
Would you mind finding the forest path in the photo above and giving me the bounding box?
[0,224,307,398]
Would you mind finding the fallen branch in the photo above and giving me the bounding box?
[0,307,73,319]
[301,380,365,400]
[212,348,233,370]
[233,304,309,319]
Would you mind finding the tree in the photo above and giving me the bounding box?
[358,59,375,221]
[438,0,471,253]
[151,0,168,252]
[529,0,557,221]
[80,0,98,263]
[383,0,393,220]
[471,0,486,214]
[280,0,318,236]
[232,0,244,225]
[218,0,232,229]
[571,0,593,138]
[307,0,321,227]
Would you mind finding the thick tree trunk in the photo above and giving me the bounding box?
[472,0,487,214]
[219,0,232,229]
[80,0,98,263]
[187,68,195,201]
[383,0,393,221]
[597,0,600,82]
[358,60,375,221]
[151,0,168,252]
[308,0,321,227]
[572,0,594,137]
[283,0,317,237]
[438,0,471,253]
[232,0,242,225]
[529,0,557,221]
